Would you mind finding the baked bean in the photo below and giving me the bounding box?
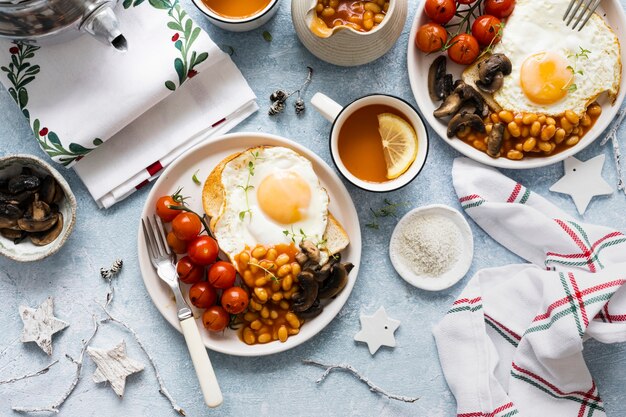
[363,18,374,30]
[364,10,374,19]
[507,150,524,160]
[490,113,500,124]
[321,7,335,17]
[316,3,324,12]
[239,251,250,265]
[243,328,256,345]
[538,115,547,124]
[243,270,255,287]
[538,141,552,152]
[571,127,580,135]
[278,325,288,343]
[560,117,573,133]
[271,279,281,292]
[554,128,566,144]
[291,262,301,276]
[286,312,301,329]
[250,319,262,330]
[541,124,556,141]
[260,306,270,319]
[521,126,530,137]
[374,13,385,23]
[485,124,493,134]
[383,1,389,11]
[282,274,293,291]
[249,259,259,274]
[530,121,541,137]
[270,310,279,319]
[252,246,267,259]
[266,248,278,261]
[279,300,290,310]
[255,277,268,287]
[514,114,523,124]
[587,103,602,117]
[503,129,511,140]
[277,264,292,277]
[457,126,471,139]
[581,114,592,127]
[288,328,300,336]
[546,117,556,125]
[258,333,272,344]
[565,110,580,125]
[364,2,381,12]
[285,287,298,300]
[275,253,290,266]
[250,299,263,311]
[330,0,339,6]
[467,133,477,143]
[522,114,538,125]
[255,287,268,302]
[261,318,273,326]
[348,15,362,24]
[515,143,523,151]
[473,139,487,151]
[498,111,513,123]
[507,122,521,137]
[244,312,258,322]
[522,137,537,152]
[565,135,580,146]
[271,292,283,302]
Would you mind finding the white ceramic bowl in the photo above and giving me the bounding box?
[389,205,473,291]
[191,0,281,32]
[292,0,408,66]
[0,154,76,262]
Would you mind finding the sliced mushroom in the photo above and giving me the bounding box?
[457,83,489,117]
[1,228,27,244]
[428,56,454,101]
[7,174,40,194]
[433,91,463,118]
[476,53,512,94]
[0,218,19,230]
[53,182,65,205]
[0,202,23,220]
[299,240,321,264]
[39,176,56,204]
[30,212,64,246]
[318,262,353,299]
[292,271,319,313]
[297,299,323,319]
[434,82,488,119]
[487,123,505,158]
[447,112,486,138]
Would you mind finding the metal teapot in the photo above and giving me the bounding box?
[0,0,127,51]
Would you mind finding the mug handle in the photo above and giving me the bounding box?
[311,92,344,123]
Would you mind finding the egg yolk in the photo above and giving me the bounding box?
[520,52,573,104]
[257,171,311,225]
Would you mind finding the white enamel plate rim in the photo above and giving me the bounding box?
[406,0,626,169]
[137,132,362,356]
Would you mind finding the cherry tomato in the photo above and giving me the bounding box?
[208,261,236,289]
[155,195,180,223]
[166,231,187,254]
[221,287,249,314]
[187,235,219,266]
[472,15,502,46]
[189,282,217,309]
[447,33,480,65]
[424,0,456,24]
[484,0,515,18]
[177,256,204,284]
[171,212,202,241]
[415,23,448,53]
[202,306,230,332]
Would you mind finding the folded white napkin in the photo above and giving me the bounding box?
[434,158,626,417]
[0,0,257,207]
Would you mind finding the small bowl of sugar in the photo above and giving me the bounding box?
[389,204,473,291]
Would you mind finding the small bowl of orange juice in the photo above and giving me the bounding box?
[311,92,429,192]
[191,0,281,32]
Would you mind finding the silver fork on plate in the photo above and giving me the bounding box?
[563,0,601,31]
[142,215,223,408]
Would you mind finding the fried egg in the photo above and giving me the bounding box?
[213,147,329,259]
[492,0,621,116]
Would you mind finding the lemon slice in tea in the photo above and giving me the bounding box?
[377,113,418,180]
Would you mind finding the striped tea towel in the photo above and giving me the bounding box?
[433,157,626,417]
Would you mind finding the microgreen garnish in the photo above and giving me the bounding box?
[192,170,201,185]
[370,199,404,219]
[238,151,260,222]
[478,22,505,59]
[283,227,327,249]
[263,31,272,42]
[436,0,484,53]
[564,46,591,93]
[250,261,279,283]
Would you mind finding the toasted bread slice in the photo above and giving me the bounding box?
[462,54,502,113]
[202,146,350,258]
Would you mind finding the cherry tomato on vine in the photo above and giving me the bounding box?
[187,235,219,266]
[155,195,180,223]
[171,212,202,241]
[208,261,237,289]
[189,282,217,309]
[424,0,456,24]
[484,0,515,18]
[177,256,204,284]
[472,15,502,46]
[202,306,230,332]
[447,33,480,65]
[415,22,448,53]
[167,231,187,254]
[221,287,249,314]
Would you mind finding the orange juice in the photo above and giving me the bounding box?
[201,0,272,19]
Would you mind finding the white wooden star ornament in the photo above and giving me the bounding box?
[87,340,144,397]
[550,155,613,214]
[19,297,69,355]
[354,306,401,355]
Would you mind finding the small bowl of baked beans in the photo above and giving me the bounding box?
[292,0,409,66]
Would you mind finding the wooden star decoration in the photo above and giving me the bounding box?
[550,155,613,214]
[87,340,144,397]
[19,297,69,355]
[354,307,401,355]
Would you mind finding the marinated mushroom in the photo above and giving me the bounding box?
[292,270,319,313]
[39,176,56,204]
[487,123,505,158]
[1,228,26,244]
[297,299,323,319]
[7,174,40,194]
[318,262,354,299]
[30,212,64,246]
[476,53,512,94]
[434,82,488,119]
[447,112,486,138]
[428,56,454,102]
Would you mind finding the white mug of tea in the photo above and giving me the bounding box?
[311,92,429,192]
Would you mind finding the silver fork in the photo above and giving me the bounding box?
[563,0,601,31]
[142,215,223,408]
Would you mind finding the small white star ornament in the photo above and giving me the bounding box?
[87,340,144,397]
[550,155,613,214]
[354,306,401,355]
[19,297,69,355]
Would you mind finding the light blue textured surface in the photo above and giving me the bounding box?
[1,1,626,416]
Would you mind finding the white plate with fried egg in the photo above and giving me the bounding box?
[137,133,361,356]
[407,0,626,169]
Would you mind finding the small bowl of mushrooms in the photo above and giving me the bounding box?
[0,154,76,262]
